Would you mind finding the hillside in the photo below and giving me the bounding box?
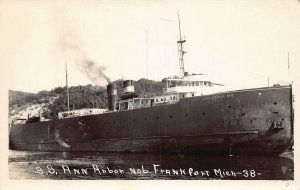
[9,79,164,123]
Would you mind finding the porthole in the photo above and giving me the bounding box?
[156,116,159,119]
[202,113,206,116]
[169,115,172,118]
[185,113,188,117]
[228,105,231,108]
[274,102,277,105]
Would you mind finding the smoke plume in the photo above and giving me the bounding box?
[82,60,111,84]
[58,28,111,85]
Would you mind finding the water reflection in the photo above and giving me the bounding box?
[9,150,293,180]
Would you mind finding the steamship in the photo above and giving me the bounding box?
[9,14,294,155]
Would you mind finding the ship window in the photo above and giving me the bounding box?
[146,101,148,103]
[274,102,277,105]
[185,113,188,117]
[200,81,204,86]
[192,93,194,97]
[156,99,158,102]
[202,112,206,115]
[169,115,172,118]
[161,98,163,101]
[228,105,231,108]
[156,116,159,119]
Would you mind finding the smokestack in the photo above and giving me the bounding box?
[123,80,134,94]
[107,83,117,111]
[120,80,138,100]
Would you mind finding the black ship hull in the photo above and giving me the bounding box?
[9,85,293,155]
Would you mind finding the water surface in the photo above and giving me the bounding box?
[9,150,293,180]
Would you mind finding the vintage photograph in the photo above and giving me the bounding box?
[1,0,298,184]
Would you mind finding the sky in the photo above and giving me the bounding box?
[1,0,300,93]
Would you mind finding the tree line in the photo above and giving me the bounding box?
[9,78,165,118]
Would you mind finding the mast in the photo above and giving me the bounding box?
[65,62,70,111]
[146,29,149,78]
[288,51,290,84]
[177,11,186,78]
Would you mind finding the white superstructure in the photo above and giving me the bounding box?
[163,72,224,97]
[58,108,107,119]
